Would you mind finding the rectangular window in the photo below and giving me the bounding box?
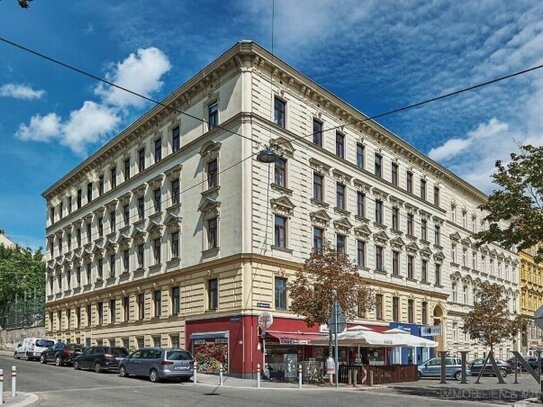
[274,97,286,128]
[313,173,324,201]
[208,101,218,130]
[154,138,162,163]
[313,227,323,254]
[392,207,399,230]
[109,254,115,277]
[376,246,384,272]
[76,266,81,285]
[171,286,181,315]
[137,244,144,268]
[375,294,383,320]
[138,293,145,320]
[97,258,103,279]
[123,204,130,226]
[274,215,287,248]
[87,182,93,203]
[124,158,130,181]
[87,304,92,327]
[99,175,104,196]
[357,240,366,267]
[408,299,414,323]
[336,183,345,210]
[207,159,218,189]
[208,278,218,310]
[153,290,161,317]
[407,213,414,235]
[434,224,441,246]
[434,186,440,207]
[110,299,116,324]
[421,219,428,241]
[435,263,441,286]
[171,179,180,205]
[207,218,218,249]
[86,223,91,242]
[356,143,364,168]
[138,197,144,220]
[357,192,365,217]
[420,179,427,200]
[462,248,467,266]
[375,200,383,224]
[67,233,71,251]
[98,302,104,325]
[50,207,55,224]
[406,172,413,194]
[138,148,145,172]
[86,263,91,284]
[422,301,428,324]
[68,196,72,214]
[98,217,104,237]
[123,297,129,322]
[392,251,400,275]
[407,255,414,279]
[59,202,63,218]
[336,234,346,255]
[452,283,457,302]
[171,231,179,259]
[77,189,82,209]
[391,162,398,186]
[172,126,180,152]
[110,211,116,233]
[111,167,117,189]
[313,119,323,146]
[451,243,457,263]
[335,132,345,158]
[275,277,287,310]
[274,158,286,187]
[392,297,399,321]
[374,153,382,177]
[422,260,428,283]
[153,238,161,264]
[153,188,161,212]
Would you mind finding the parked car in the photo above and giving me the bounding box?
[418,357,470,381]
[73,346,128,373]
[118,348,194,382]
[524,357,543,371]
[14,338,55,361]
[40,342,83,366]
[469,358,512,377]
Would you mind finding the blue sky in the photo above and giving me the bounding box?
[1,0,543,249]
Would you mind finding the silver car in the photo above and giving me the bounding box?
[418,357,471,381]
[118,348,194,382]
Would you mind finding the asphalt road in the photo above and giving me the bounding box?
[0,354,518,407]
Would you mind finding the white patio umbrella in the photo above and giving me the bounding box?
[313,325,407,347]
[383,328,438,348]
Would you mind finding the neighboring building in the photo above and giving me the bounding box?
[520,247,543,355]
[0,229,16,248]
[43,41,518,377]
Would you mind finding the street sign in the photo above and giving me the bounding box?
[535,306,543,330]
[421,325,442,337]
[327,301,346,334]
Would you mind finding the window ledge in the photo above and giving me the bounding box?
[271,245,293,254]
[450,262,460,267]
[391,229,403,235]
[334,207,351,216]
[166,202,182,212]
[149,264,161,273]
[354,215,370,223]
[433,244,444,250]
[391,274,403,280]
[374,270,387,276]
[310,198,329,208]
[358,266,370,271]
[271,183,293,195]
[202,247,220,256]
[201,186,221,197]
[406,277,417,283]
[167,258,180,267]
[133,219,145,228]
[373,222,387,230]
[434,284,444,288]
[406,234,417,240]
[421,281,431,286]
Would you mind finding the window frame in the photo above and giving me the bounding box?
[273,97,286,128]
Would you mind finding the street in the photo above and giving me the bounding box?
[1,354,540,406]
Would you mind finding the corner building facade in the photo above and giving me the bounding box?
[43,41,518,377]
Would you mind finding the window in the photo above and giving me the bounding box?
[407,255,414,279]
[207,159,218,189]
[472,250,477,270]
[356,143,364,168]
[392,207,399,230]
[375,294,383,320]
[137,244,144,268]
[86,304,92,327]
[110,299,116,324]
[375,200,384,224]
[407,213,414,235]
[391,162,398,186]
[123,204,129,225]
[86,223,91,242]
[422,260,428,283]
[99,175,104,196]
[434,224,441,246]
[313,227,323,254]
[138,293,145,320]
[154,138,162,163]
[434,186,440,207]
[274,97,285,128]
[50,207,55,224]
[98,302,104,325]
[357,192,365,217]
[335,132,345,158]
[171,179,180,205]
[452,322,458,342]
[462,248,467,266]
[208,278,218,310]
[110,211,116,233]
[67,196,72,214]
[67,233,72,251]
[462,211,467,228]
[451,243,457,263]
[171,286,181,315]
[97,258,103,279]
[357,241,365,267]
[59,202,64,218]
[87,182,93,203]
[109,254,115,277]
[207,217,218,249]
[451,205,456,222]
[275,158,286,187]
[59,237,63,254]
[123,297,129,322]
[77,189,82,209]
[336,183,345,210]
[171,231,179,259]
[420,179,427,200]
[408,299,414,323]
[137,197,144,220]
[336,234,346,255]
[374,153,382,177]
[153,238,161,264]
[153,290,161,317]
[76,266,81,285]
[274,215,287,248]
[435,263,441,286]
[376,246,384,272]
[422,301,428,324]
[208,101,218,130]
[98,217,104,237]
[392,251,400,275]
[275,277,287,310]
[138,148,145,172]
[153,188,161,212]
[392,296,399,321]
[172,126,180,152]
[463,285,468,304]
[86,263,91,284]
[313,173,324,201]
[110,167,117,189]
[452,282,457,302]
[406,172,413,194]
[421,219,428,241]
[124,158,130,181]
[313,119,323,146]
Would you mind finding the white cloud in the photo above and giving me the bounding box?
[16,113,62,141]
[0,84,45,100]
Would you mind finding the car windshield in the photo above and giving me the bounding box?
[166,351,192,361]
[36,340,54,347]
[108,347,128,356]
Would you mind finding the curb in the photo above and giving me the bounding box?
[192,381,387,392]
[4,392,39,407]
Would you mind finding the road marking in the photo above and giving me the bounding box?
[35,383,177,394]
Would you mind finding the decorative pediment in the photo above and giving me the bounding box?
[405,242,420,254]
[333,217,353,234]
[165,164,183,179]
[105,239,117,253]
[390,236,406,249]
[420,246,433,259]
[450,271,462,281]
[147,220,164,238]
[270,196,295,217]
[419,209,431,219]
[479,245,490,254]
[165,213,182,231]
[433,251,445,263]
[373,230,390,244]
[432,215,444,224]
[92,244,104,257]
[497,252,505,260]
[354,224,371,240]
[105,199,118,211]
[332,169,352,184]
[372,187,389,200]
[132,184,147,198]
[270,137,295,156]
[389,196,404,208]
[82,247,93,260]
[353,179,371,192]
[404,203,418,214]
[200,140,221,160]
[63,225,73,234]
[94,206,106,217]
[489,249,498,257]
[461,236,473,246]
[309,157,331,174]
[131,227,147,244]
[198,198,221,217]
[117,233,132,249]
[119,192,132,205]
[449,232,462,241]
[310,209,332,228]
[146,174,165,189]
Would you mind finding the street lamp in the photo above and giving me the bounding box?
[256,147,279,163]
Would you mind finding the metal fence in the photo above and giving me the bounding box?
[0,296,44,330]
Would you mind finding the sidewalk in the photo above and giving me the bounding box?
[0,392,38,407]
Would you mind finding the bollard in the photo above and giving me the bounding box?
[193,362,198,384]
[0,369,4,405]
[353,368,357,387]
[514,356,518,384]
[347,368,352,385]
[256,364,261,388]
[298,364,302,389]
[369,370,374,387]
[11,366,16,397]
[219,365,224,386]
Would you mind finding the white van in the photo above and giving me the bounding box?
[14,338,55,361]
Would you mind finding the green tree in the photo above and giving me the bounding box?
[0,0,33,8]
[475,144,543,261]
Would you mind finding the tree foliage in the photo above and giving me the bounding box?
[463,282,526,350]
[288,241,374,327]
[475,145,543,261]
[0,244,45,306]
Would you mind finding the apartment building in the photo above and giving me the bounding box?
[0,229,16,248]
[43,41,518,377]
[519,248,543,355]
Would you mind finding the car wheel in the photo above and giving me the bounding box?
[13,352,18,360]
[499,369,508,378]
[74,361,80,370]
[149,369,159,383]
[454,371,462,381]
[94,363,102,374]
[417,371,422,380]
[55,356,62,367]
[24,352,29,361]
[40,355,46,364]
[118,366,127,378]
